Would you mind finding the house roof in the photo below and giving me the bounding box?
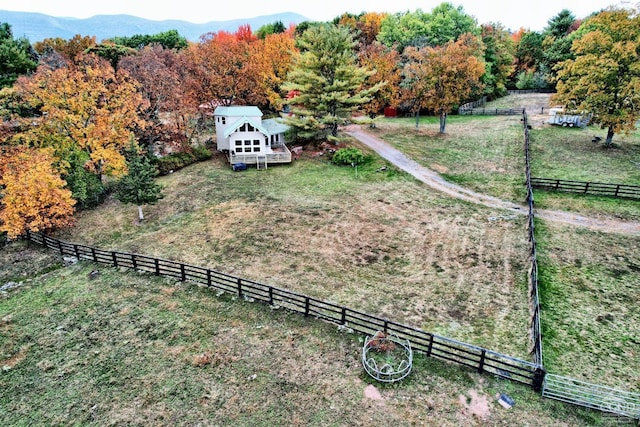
[223,116,269,138]
[213,106,262,117]
[262,118,289,135]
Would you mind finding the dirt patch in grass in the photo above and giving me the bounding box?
[0,263,606,426]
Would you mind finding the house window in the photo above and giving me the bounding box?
[244,140,251,146]
[240,123,247,132]
[253,140,260,146]
[253,147,260,152]
[247,124,255,132]
[221,117,226,125]
[235,141,242,146]
[236,147,243,153]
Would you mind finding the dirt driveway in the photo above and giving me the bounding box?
[346,127,640,236]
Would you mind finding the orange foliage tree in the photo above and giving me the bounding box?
[252,29,298,111]
[13,53,147,179]
[0,146,75,238]
[401,33,485,132]
[34,34,98,63]
[358,41,401,123]
[184,25,266,109]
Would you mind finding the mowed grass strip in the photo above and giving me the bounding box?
[57,154,531,358]
[0,255,608,426]
[536,220,640,392]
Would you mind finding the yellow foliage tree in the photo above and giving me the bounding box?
[13,53,147,179]
[0,146,75,239]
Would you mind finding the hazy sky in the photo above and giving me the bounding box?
[0,0,628,31]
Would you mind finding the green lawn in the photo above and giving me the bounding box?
[0,245,609,426]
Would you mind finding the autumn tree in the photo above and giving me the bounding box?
[0,23,38,88]
[378,3,478,51]
[0,146,75,239]
[119,45,189,144]
[553,7,640,146]
[253,30,298,112]
[401,33,485,132]
[512,29,549,89]
[13,53,148,183]
[34,34,97,63]
[115,139,163,222]
[357,42,401,124]
[256,21,286,39]
[282,24,382,140]
[184,26,266,109]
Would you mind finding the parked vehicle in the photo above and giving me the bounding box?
[546,107,590,128]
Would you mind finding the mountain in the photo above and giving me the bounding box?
[0,10,309,42]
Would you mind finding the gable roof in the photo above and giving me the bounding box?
[223,116,269,138]
[214,106,262,117]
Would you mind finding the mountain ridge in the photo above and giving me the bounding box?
[0,10,309,42]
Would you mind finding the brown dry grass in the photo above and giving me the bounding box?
[57,156,531,357]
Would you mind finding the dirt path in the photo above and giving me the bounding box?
[346,127,640,236]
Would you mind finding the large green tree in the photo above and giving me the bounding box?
[0,23,38,88]
[553,7,640,146]
[481,23,515,98]
[378,3,478,52]
[282,24,381,141]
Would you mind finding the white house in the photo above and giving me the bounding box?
[213,106,291,169]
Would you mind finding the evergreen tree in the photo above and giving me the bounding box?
[0,23,38,88]
[282,24,382,141]
[115,139,163,222]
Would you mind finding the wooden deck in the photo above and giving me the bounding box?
[229,144,292,167]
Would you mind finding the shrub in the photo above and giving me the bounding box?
[153,146,212,175]
[331,147,365,166]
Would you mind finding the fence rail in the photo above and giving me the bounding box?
[543,374,640,419]
[26,231,544,390]
[530,178,640,200]
[522,112,544,367]
[459,108,524,116]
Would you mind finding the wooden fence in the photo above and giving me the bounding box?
[530,178,640,200]
[26,230,545,391]
[459,107,524,116]
[543,374,640,419]
[522,112,544,367]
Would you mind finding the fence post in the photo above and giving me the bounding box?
[615,184,620,197]
[427,334,434,356]
[383,320,388,334]
[584,182,590,194]
[206,269,212,287]
[180,264,186,281]
[74,244,79,259]
[132,254,137,270]
[237,278,242,298]
[533,367,546,392]
[112,252,118,267]
[58,240,64,255]
[478,349,486,374]
[304,297,310,317]
[154,258,160,275]
[268,287,273,305]
[91,247,97,262]
[341,307,347,325]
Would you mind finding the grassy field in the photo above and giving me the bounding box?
[370,115,527,204]
[536,221,640,392]
[0,243,611,426]
[56,152,531,358]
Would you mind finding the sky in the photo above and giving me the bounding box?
[0,0,630,31]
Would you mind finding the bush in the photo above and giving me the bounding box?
[153,146,212,175]
[331,147,365,166]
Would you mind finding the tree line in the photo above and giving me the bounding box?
[1,2,639,240]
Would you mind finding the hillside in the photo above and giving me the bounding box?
[0,10,308,42]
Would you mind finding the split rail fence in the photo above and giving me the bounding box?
[26,230,545,391]
[530,178,640,200]
[523,111,640,421]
